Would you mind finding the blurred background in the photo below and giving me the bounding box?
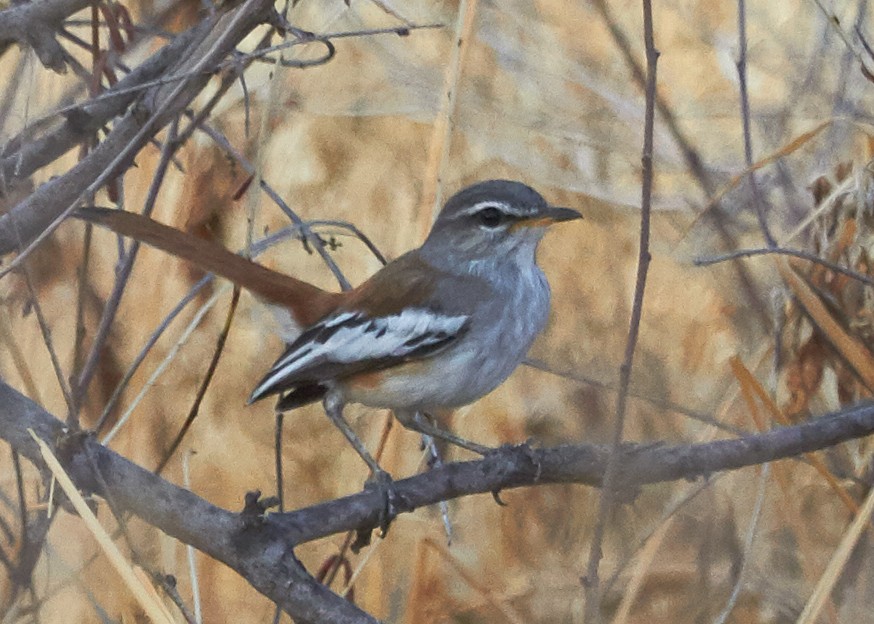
[2,0,874,621]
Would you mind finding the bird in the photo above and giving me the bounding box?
[76,180,582,480]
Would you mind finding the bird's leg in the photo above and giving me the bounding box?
[396,410,492,456]
[322,394,400,533]
[422,434,454,543]
[322,393,387,478]
[274,411,285,511]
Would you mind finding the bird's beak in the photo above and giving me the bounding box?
[544,206,583,223]
[514,206,583,229]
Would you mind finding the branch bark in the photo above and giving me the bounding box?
[0,17,210,194]
[0,381,378,623]
[0,0,92,72]
[0,0,276,257]
[2,381,874,620]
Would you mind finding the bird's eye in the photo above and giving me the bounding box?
[477,206,504,228]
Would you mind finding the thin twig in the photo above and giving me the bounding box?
[306,220,389,266]
[736,0,775,247]
[173,28,272,147]
[3,20,440,161]
[71,220,93,420]
[695,245,874,288]
[523,358,746,436]
[154,286,241,475]
[19,266,75,416]
[181,451,203,624]
[100,286,227,445]
[0,0,275,270]
[74,118,182,412]
[193,121,352,290]
[590,0,770,330]
[94,276,211,435]
[712,464,770,624]
[584,1,657,620]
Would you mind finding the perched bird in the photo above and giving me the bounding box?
[77,180,581,479]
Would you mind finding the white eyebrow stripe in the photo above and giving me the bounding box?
[250,308,468,399]
[456,200,532,218]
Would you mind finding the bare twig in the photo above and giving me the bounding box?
[93,276,211,435]
[736,0,776,247]
[193,121,353,290]
[71,220,93,421]
[19,266,75,415]
[100,286,227,445]
[154,286,241,475]
[74,118,181,413]
[524,357,746,436]
[584,1,657,620]
[712,463,770,624]
[695,245,874,288]
[181,452,203,624]
[306,220,388,266]
[590,0,770,330]
[0,19,198,195]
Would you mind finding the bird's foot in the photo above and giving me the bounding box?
[354,469,406,549]
[485,441,542,506]
[402,411,493,456]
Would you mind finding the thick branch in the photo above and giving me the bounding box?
[0,17,212,196]
[2,382,874,619]
[0,0,276,256]
[0,382,376,623]
[0,0,92,72]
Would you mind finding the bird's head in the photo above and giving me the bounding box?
[422,180,582,266]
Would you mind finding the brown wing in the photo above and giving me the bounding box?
[343,250,483,317]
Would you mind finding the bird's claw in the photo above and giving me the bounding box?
[360,469,406,540]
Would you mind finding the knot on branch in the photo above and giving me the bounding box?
[240,490,280,529]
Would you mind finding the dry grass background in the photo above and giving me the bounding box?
[2,0,874,622]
